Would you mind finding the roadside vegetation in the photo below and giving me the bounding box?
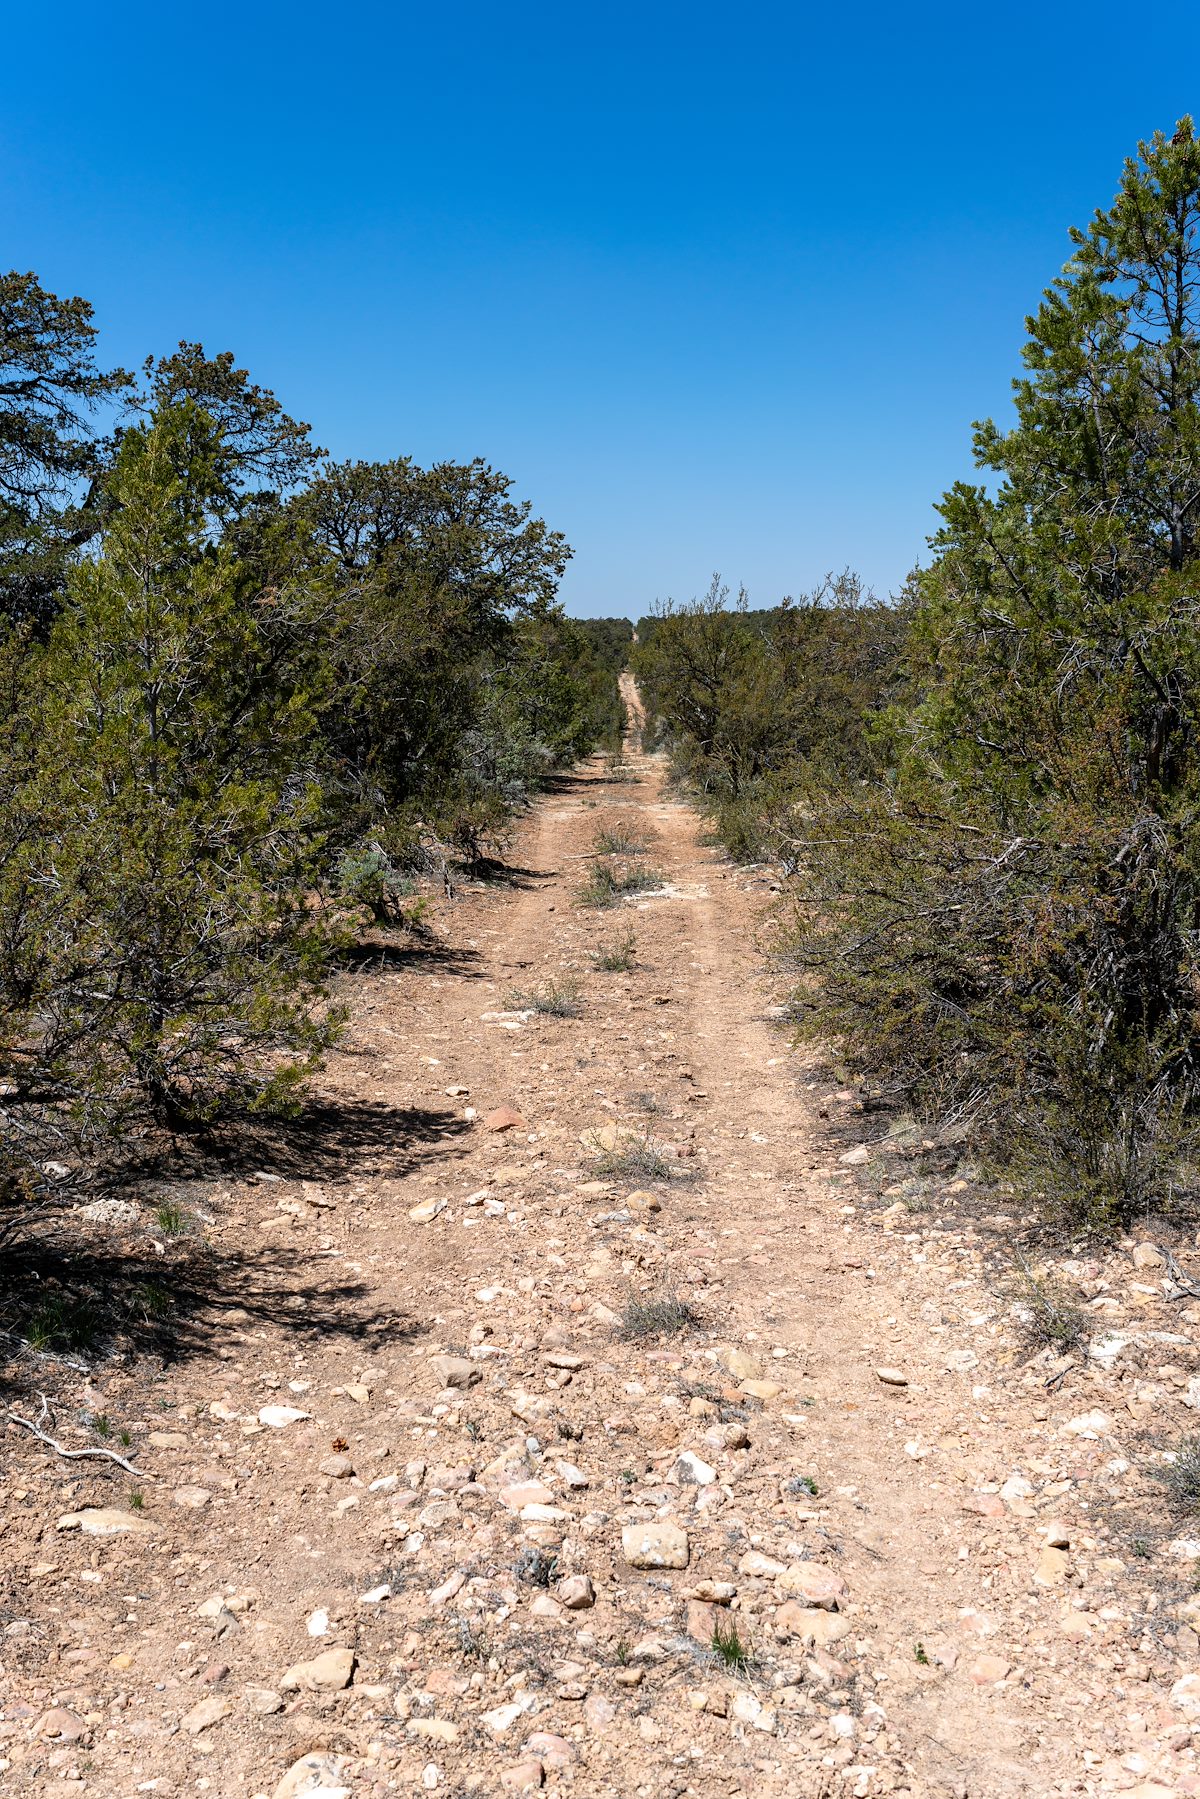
[0,282,627,1203]
[635,120,1200,1233]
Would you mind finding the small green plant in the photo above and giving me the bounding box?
[155,1200,188,1236]
[711,1617,753,1673]
[1132,1537,1151,1557]
[128,1280,174,1323]
[914,1642,929,1665]
[92,1412,112,1438]
[1158,1436,1200,1516]
[619,1467,635,1484]
[785,1474,819,1497]
[594,826,647,856]
[337,842,415,925]
[25,1292,103,1354]
[614,1636,632,1665]
[619,1291,698,1340]
[591,929,637,972]
[119,1428,133,1447]
[506,978,582,1017]
[129,1490,145,1510]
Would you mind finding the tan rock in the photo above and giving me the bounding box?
[622,1519,689,1568]
[501,1760,544,1793]
[774,1602,850,1645]
[182,1696,232,1733]
[319,1453,354,1479]
[430,1353,479,1389]
[724,1347,761,1380]
[37,1708,87,1741]
[776,1562,848,1609]
[875,1366,908,1386]
[173,1485,212,1509]
[280,1646,355,1692]
[556,1573,595,1609]
[272,1753,350,1799]
[1034,1546,1070,1587]
[56,1506,152,1536]
[968,1653,1011,1685]
[687,1599,719,1643]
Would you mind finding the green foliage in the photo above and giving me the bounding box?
[506,978,583,1017]
[784,120,1200,1229]
[633,572,907,860]
[576,859,663,908]
[591,929,637,972]
[710,1616,753,1672]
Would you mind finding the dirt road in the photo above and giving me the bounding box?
[4,700,1194,1799]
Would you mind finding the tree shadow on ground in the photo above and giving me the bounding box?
[336,937,486,977]
[0,1211,418,1400]
[210,1096,474,1183]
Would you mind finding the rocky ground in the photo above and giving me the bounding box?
[6,682,1200,1798]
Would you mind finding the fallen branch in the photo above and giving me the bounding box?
[7,1394,154,1477]
[1156,1245,1200,1302]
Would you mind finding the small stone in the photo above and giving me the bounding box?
[430,1353,479,1390]
[738,1550,786,1579]
[501,1760,544,1792]
[741,1378,783,1400]
[525,1731,575,1769]
[724,1347,761,1380]
[622,1520,689,1568]
[37,1708,87,1741]
[484,1106,527,1131]
[968,1653,1011,1685]
[1035,1546,1070,1586]
[556,1573,595,1609]
[409,1196,446,1224]
[319,1453,355,1479]
[55,1506,152,1536]
[1171,1672,1200,1717]
[687,1599,719,1643]
[962,1493,1006,1518]
[840,1144,870,1166]
[182,1696,232,1733]
[1062,1409,1112,1439]
[281,1646,355,1692]
[875,1366,908,1386]
[1132,1242,1165,1270]
[246,1686,284,1714]
[774,1602,851,1645]
[1042,1518,1071,1548]
[272,1752,350,1799]
[258,1404,311,1429]
[776,1563,848,1609]
[689,1579,736,1603]
[675,1449,717,1485]
[173,1484,212,1509]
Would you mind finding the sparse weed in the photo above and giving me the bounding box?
[711,1616,753,1672]
[1006,1258,1087,1353]
[594,827,647,856]
[619,1290,698,1340]
[128,1280,174,1324]
[91,1412,112,1438]
[784,1474,819,1497]
[514,1545,558,1587]
[155,1200,188,1236]
[614,1636,633,1665]
[129,1490,145,1510]
[591,1132,672,1182]
[506,978,582,1017]
[576,860,662,908]
[591,929,637,972]
[1158,1436,1200,1516]
[914,1642,929,1664]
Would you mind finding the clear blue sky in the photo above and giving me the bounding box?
[5,3,1200,616]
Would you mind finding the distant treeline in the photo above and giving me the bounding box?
[635,121,1200,1233]
[0,281,623,1183]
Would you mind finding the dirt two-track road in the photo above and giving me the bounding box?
[3,679,1198,1799]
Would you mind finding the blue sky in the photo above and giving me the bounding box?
[5,2,1200,616]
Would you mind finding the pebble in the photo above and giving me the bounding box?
[430,1354,479,1389]
[501,1759,545,1792]
[776,1563,848,1609]
[258,1405,311,1429]
[675,1449,717,1485]
[484,1106,527,1131]
[319,1453,354,1479]
[181,1695,232,1733]
[37,1708,87,1740]
[556,1573,596,1609]
[173,1484,212,1509]
[875,1366,908,1386]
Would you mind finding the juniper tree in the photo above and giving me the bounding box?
[789,120,1200,1226]
[28,399,340,1137]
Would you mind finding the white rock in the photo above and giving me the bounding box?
[622,1520,689,1569]
[1062,1409,1113,1440]
[258,1405,311,1429]
[675,1450,717,1486]
[306,1607,329,1636]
